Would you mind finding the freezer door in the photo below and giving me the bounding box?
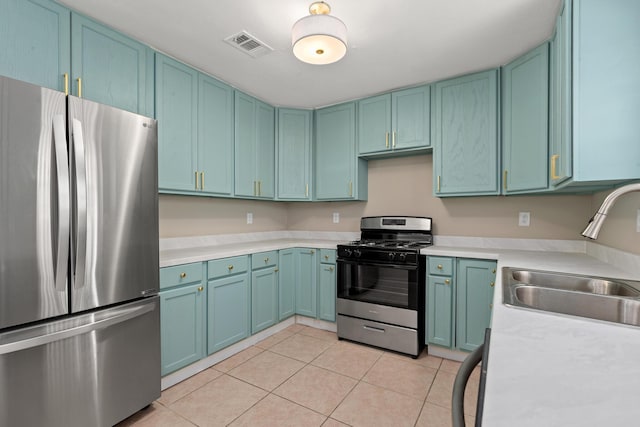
[0,296,161,427]
[68,96,159,312]
[0,76,69,329]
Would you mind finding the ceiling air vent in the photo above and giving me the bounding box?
[224,31,273,58]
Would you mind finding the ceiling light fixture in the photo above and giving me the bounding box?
[292,1,347,65]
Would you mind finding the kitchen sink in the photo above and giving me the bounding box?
[503,268,640,327]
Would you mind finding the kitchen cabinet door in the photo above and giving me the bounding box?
[156,54,199,193]
[456,259,496,352]
[207,273,250,354]
[251,267,278,334]
[277,108,312,200]
[0,0,70,92]
[392,85,430,151]
[427,275,454,348]
[160,283,206,375]
[358,94,391,155]
[318,260,337,322]
[433,69,499,197]
[71,13,154,116]
[198,74,234,196]
[315,102,367,200]
[295,249,318,317]
[235,92,275,199]
[278,249,296,320]
[502,43,549,194]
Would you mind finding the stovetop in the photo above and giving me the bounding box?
[344,237,433,250]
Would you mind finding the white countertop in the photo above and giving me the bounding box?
[161,232,640,425]
[423,244,640,427]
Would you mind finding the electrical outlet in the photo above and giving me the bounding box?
[518,212,530,227]
[636,209,640,232]
[332,212,340,224]
[246,212,253,224]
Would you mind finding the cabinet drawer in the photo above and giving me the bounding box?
[208,255,249,279]
[428,256,454,276]
[160,263,202,289]
[319,249,336,264]
[251,251,278,269]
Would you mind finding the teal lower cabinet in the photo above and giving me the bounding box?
[278,249,296,320]
[318,249,337,322]
[251,251,279,334]
[160,282,206,376]
[207,256,250,354]
[426,257,496,352]
[296,248,318,317]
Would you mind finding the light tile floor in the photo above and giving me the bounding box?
[117,324,479,427]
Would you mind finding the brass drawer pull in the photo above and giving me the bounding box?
[437,264,443,270]
[328,266,334,272]
[324,255,329,260]
[490,282,495,287]
[228,265,234,271]
[198,286,203,292]
[264,257,269,263]
[180,272,186,278]
[444,279,450,285]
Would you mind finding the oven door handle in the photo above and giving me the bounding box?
[337,260,418,270]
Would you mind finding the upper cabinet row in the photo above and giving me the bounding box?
[0,0,154,116]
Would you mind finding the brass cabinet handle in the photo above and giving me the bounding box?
[492,269,496,274]
[324,255,329,260]
[551,154,561,180]
[385,132,389,148]
[349,181,353,197]
[264,257,269,263]
[274,268,279,273]
[195,171,199,190]
[437,175,441,192]
[490,303,493,309]
[490,282,495,287]
[503,170,508,191]
[392,131,396,148]
[310,250,315,254]
[328,266,334,272]
[444,279,451,285]
[180,272,186,278]
[198,286,203,292]
[437,264,443,270]
[200,172,205,190]
[228,265,234,271]
[63,73,69,95]
[77,77,82,98]
[258,180,262,196]
[253,181,257,196]
[305,183,309,198]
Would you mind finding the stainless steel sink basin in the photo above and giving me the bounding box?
[503,268,640,327]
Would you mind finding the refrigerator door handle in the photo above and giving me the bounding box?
[71,118,88,289]
[52,115,70,292]
[0,300,156,355]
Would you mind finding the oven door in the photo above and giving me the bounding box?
[337,259,418,310]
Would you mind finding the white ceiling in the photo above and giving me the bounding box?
[58,0,562,109]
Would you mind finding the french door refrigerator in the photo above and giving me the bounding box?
[0,75,160,426]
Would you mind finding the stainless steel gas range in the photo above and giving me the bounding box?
[336,216,432,357]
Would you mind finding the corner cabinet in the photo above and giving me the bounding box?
[71,13,154,116]
[156,54,234,196]
[315,102,368,200]
[277,108,312,200]
[207,256,250,354]
[426,256,496,352]
[501,43,550,194]
[358,85,431,157]
[432,69,499,197]
[159,263,206,376]
[235,92,275,199]
[0,0,70,92]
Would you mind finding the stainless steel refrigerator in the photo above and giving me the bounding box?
[0,75,160,426]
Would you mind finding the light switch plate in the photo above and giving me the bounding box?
[519,212,530,227]
[247,212,253,224]
[332,212,340,224]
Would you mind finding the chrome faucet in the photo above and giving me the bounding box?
[582,183,640,239]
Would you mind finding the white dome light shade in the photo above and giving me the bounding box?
[292,14,347,65]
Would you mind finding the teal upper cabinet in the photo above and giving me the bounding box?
[277,108,312,200]
[235,92,275,199]
[315,102,368,200]
[71,13,154,116]
[502,43,550,194]
[0,0,70,92]
[157,54,234,196]
[156,54,198,192]
[358,86,430,157]
[551,0,640,189]
[198,74,234,196]
[433,69,499,197]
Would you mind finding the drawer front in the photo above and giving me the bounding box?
[208,255,249,279]
[319,249,336,264]
[160,263,202,289]
[251,250,278,269]
[428,256,454,276]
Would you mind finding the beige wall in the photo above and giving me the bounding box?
[159,155,639,255]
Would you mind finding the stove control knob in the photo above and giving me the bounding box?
[388,252,396,261]
[398,253,407,261]
[343,249,352,257]
[353,249,362,258]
